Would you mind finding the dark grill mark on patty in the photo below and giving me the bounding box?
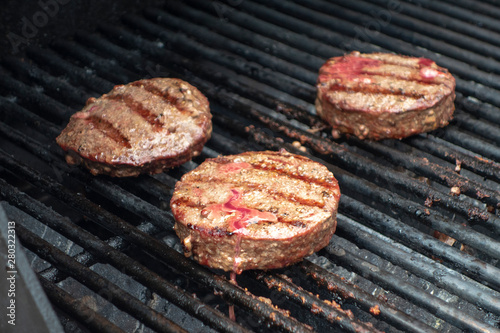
[171,194,313,226]
[180,158,334,208]
[181,175,331,210]
[131,81,185,112]
[87,115,131,148]
[106,94,164,131]
[325,82,426,99]
[351,70,445,87]
[319,55,447,90]
[316,52,455,140]
[56,78,212,177]
[210,157,337,189]
[170,151,339,272]
[320,69,444,90]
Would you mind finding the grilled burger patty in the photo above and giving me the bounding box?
[170,150,340,273]
[316,51,456,140]
[56,78,212,177]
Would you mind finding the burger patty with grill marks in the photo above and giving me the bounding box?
[170,150,340,273]
[316,51,456,140]
[56,78,212,177]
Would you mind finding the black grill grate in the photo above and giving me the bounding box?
[1,0,500,332]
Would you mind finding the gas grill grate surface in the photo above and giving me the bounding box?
[1,0,500,332]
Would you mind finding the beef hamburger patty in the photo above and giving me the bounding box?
[170,150,340,273]
[316,51,456,140]
[56,78,212,177]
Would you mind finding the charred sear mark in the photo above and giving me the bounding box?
[251,161,337,189]
[210,157,337,191]
[107,94,164,131]
[132,81,186,112]
[175,181,325,224]
[181,176,330,211]
[87,115,131,148]
[327,82,426,99]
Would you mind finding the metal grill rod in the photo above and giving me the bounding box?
[181,0,343,60]
[0,178,251,333]
[0,73,71,120]
[223,0,386,54]
[325,230,500,333]
[26,46,114,94]
[0,148,315,333]
[297,261,438,333]
[418,0,500,30]
[255,273,387,333]
[299,259,484,333]
[331,0,500,64]
[251,0,500,93]
[214,124,500,330]
[0,93,391,332]
[51,41,139,86]
[408,135,500,184]
[369,0,500,46]
[124,5,500,207]
[0,83,458,332]
[13,223,188,333]
[4,36,500,268]
[38,277,127,333]
[357,139,500,207]
[226,126,500,312]
[20,26,500,260]
[2,55,88,107]
[442,126,500,162]
[0,97,61,137]
[157,2,327,72]
[38,222,159,284]
[338,198,500,314]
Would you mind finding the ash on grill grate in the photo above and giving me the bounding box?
[1,0,500,332]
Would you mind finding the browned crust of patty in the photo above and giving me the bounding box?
[170,150,340,272]
[316,91,455,141]
[316,51,456,140]
[173,215,336,272]
[56,78,212,177]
